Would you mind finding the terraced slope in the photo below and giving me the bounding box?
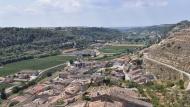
[143,21,190,80]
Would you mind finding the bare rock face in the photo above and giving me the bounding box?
[144,21,190,81]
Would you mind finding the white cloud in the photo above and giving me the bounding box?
[34,0,169,13]
[36,0,85,13]
[0,0,169,16]
[123,0,168,7]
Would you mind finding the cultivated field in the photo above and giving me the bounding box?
[0,56,75,76]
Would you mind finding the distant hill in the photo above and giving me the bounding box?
[113,24,175,45]
[143,20,190,80]
[0,27,123,64]
[1,20,189,65]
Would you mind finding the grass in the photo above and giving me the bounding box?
[99,45,143,54]
[0,83,12,91]
[109,43,145,47]
[94,54,122,61]
[0,55,75,76]
[92,44,143,61]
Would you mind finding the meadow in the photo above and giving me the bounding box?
[99,44,144,54]
[0,55,75,76]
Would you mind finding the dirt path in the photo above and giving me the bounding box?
[144,53,190,90]
[144,54,190,78]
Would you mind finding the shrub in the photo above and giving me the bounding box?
[0,88,7,100]
[103,78,111,86]
[47,72,52,77]
[12,86,20,93]
[127,81,138,88]
[178,80,184,89]
[82,95,91,101]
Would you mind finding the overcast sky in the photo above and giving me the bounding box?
[0,0,189,27]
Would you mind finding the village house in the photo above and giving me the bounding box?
[3,76,14,83]
[0,77,5,83]
[26,84,46,95]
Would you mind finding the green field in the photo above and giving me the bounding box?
[0,55,75,76]
[99,45,144,54]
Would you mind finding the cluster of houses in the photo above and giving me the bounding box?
[7,54,156,107]
[0,70,40,84]
[96,55,156,84]
[8,60,107,107]
[126,59,156,84]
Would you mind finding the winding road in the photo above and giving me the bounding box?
[143,53,190,78]
[143,53,190,90]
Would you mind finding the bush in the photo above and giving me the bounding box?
[47,72,52,77]
[166,81,175,87]
[69,60,74,64]
[12,86,20,93]
[178,80,184,89]
[103,78,111,86]
[56,99,65,105]
[127,81,138,88]
[28,81,36,86]
[82,95,91,101]
[82,92,91,101]
[0,88,7,100]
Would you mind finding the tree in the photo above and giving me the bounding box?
[47,72,52,77]
[178,80,184,89]
[82,92,91,101]
[12,86,20,93]
[0,88,7,100]
[28,81,36,86]
[127,81,138,88]
[69,60,74,64]
[103,78,111,86]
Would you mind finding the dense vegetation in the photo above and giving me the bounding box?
[0,27,123,65]
[116,24,174,45]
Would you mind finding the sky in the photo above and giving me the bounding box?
[0,0,189,27]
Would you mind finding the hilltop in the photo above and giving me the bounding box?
[143,20,190,80]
